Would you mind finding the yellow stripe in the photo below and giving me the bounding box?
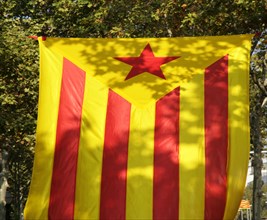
[126,104,155,219]
[24,40,63,219]
[223,40,251,220]
[179,73,205,219]
[74,76,108,219]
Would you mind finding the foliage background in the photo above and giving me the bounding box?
[0,0,266,219]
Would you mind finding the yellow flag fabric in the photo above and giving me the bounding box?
[24,35,253,220]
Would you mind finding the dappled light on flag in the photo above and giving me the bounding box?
[24,35,252,220]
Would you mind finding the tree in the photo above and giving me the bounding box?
[0,1,39,218]
[250,30,267,219]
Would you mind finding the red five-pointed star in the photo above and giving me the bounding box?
[114,43,180,80]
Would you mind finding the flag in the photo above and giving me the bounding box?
[24,35,253,220]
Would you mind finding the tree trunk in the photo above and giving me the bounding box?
[0,149,8,220]
[251,93,264,220]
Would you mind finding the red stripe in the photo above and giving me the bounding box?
[204,56,228,220]
[49,58,85,219]
[153,87,180,220]
[100,90,131,220]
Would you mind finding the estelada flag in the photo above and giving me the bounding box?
[24,35,253,220]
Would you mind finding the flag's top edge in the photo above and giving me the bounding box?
[38,34,254,42]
